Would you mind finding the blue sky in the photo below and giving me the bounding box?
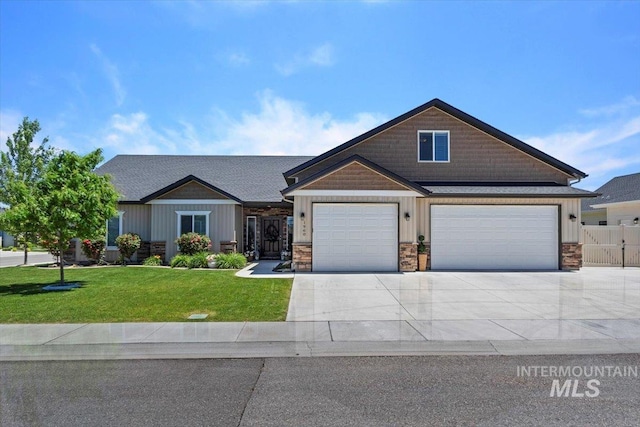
[1,1,639,190]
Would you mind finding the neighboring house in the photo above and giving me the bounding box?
[97,98,596,271]
[0,207,15,248]
[581,172,640,226]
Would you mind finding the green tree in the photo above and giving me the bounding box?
[0,117,54,264]
[37,149,119,285]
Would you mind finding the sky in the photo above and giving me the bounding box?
[1,0,639,191]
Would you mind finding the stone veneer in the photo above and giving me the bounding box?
[242,206,293,254]
[399,243,417,272]
[561,243,582,270]
[150,241,167,263]
[292,243,312,272]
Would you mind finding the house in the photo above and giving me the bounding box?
[96,98,596,271]
[581,172,640,226]
[0,207,15,248]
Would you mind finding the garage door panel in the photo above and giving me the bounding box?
[431,205,558,270]
[313,204,398,272]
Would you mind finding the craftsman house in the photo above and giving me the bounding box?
[96,99,596,271]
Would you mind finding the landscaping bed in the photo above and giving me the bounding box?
[0,266,292,323]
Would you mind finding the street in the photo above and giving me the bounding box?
[1,355,638,426]
[0,251,54,268]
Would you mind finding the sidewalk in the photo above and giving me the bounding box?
[2,321,639,361]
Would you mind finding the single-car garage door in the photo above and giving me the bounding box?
[313,203,398,271]
[431,205,559,270]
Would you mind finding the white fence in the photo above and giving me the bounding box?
[582,225,640,267]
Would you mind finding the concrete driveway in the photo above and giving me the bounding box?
[286,268,640,341]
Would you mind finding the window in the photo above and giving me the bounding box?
[176,211,210,237]
[246,216,257,252]
[286,216,294,251]
[418,131,449,162]
[106,211,124,249]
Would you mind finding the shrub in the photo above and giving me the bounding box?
[170,254,190,268]
[215,253,247,269]
[116,233,141,264]
[143,255,163,266]
[418,235,426,254]
[81,239,106,263]
[187,252,209,269]
[175,232,211,255]
[169,252,208,269]
[40,238,69,260]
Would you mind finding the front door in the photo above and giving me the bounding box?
[261,217,281,259]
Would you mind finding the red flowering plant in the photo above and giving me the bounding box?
[115,233,141,265]
[40,238,69,264]
[175,232,212,255]
[81,239,106,264]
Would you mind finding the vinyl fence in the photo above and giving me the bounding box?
[582,225,640,267]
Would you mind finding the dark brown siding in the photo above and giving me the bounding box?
[304,162,409,191]
[295,107,571,184]
[157,181,229,200]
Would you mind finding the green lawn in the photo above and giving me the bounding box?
[0,266,293,323]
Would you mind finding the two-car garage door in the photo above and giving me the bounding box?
[313,204,398,271]
[431,205,559,270]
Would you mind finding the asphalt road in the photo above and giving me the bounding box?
[1,355,638,426]
[0,251,55,268]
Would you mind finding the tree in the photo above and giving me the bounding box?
[37,149,119,285]
[0,117,54,264]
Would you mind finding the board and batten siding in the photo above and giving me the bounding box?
[119,204,151,240]
[293,195,416,244]
[151,203,239,259]
[417,197,581,244]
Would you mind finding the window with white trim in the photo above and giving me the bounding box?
[418,130,450,162]
[176,211,210,237]
[106,211,124,249]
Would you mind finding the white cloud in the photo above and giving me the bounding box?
[0,110,23,152]
[579,96,640,117]
[87,91,385,158]
[275,43,335,76]
[209,90,385,155]
[98,112,178,155]
[90,44,126,107]
[227,52,250,66]
[521,114,640,185]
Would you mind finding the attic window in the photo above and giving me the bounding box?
[418,131,449,162]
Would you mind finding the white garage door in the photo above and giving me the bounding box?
[313,204,398,271]
[431,205,559,270]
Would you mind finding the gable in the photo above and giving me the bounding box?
[156,181,231,200]
[288,100,582,185]
[302,161,412,191]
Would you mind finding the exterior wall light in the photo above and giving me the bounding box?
[300,212,305,219]
[634,217,639,225]
[404,212,411,221]
[569,214,577,222]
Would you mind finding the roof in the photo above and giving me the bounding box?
[283,98,588,179]
[95,155,314,203]
[582,172,640,211]
[281,155,431,197]
[424,185,597,198]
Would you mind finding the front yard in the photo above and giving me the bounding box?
[0,266,292,323]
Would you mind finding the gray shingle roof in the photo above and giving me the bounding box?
[95,155,314,203]
[425,185,596,197]
[582,172,640,212]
